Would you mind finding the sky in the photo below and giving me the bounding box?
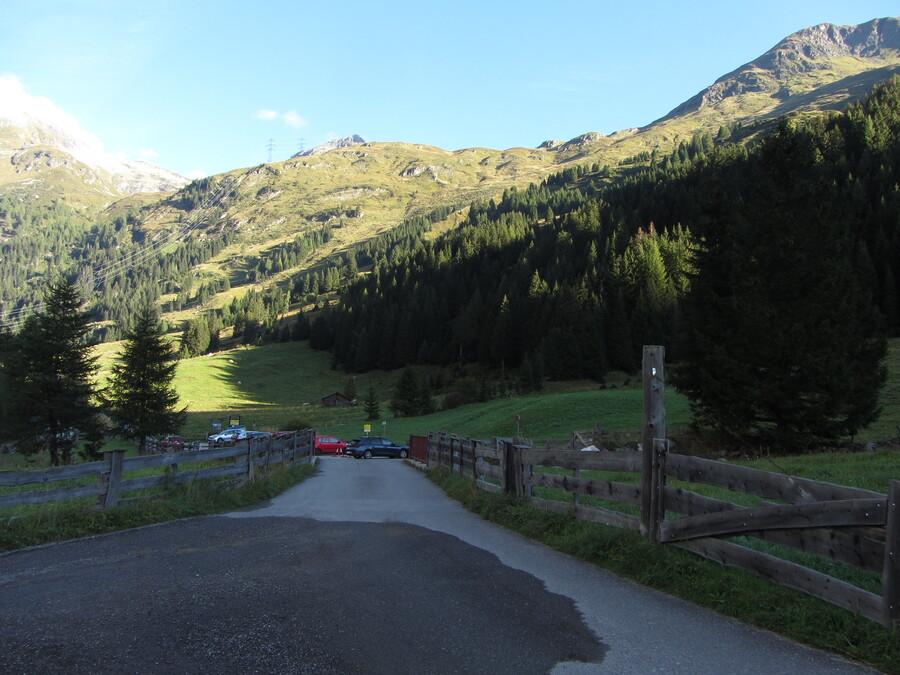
[1,1,898,179]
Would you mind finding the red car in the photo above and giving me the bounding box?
[314,435,348,454]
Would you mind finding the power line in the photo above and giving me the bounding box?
[0,169,252,334]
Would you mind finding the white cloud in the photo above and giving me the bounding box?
[282,110,307,129]
[0,73,126,172]
[256,107,308,129]
[139,148,159,159]
[186,169,207,179]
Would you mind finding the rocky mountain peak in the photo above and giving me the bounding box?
[659,16,900,121]
[753,17,900,76]
[0,75,188,198]
[293,134,367,157]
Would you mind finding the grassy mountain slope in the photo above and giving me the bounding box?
[0,132,186,213]
[2,19,900,345]
[122,19,900,323]
[157,334,900,445]
[158,339,692,441]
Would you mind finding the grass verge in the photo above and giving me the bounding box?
[426,468,900,674]
[0,463,315,553]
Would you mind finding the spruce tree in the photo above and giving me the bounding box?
[4,278,100,465]
[390,366,419,417]
[179,316,210,358]
[0,328,12,441]
[364,386,380,421]
[104,304,186,454]
[672,125,886,450]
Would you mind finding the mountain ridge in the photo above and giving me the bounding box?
[293,135,367,157]
[0,75,188,209]
[660,17,900,121]
[2,17,900,337]
[2,17,899,216]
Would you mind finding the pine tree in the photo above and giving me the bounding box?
[4,278,100,465]
[364,386,380,421]
[104,305,186,454]
[179,316,210,358]
[672,125,887,449]
[390,366,419,417]
[0,328,12,442]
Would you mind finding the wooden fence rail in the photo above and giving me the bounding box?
[426,428,899,628]
[0,430,314,511]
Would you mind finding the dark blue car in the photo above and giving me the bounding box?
[349,437,409,459]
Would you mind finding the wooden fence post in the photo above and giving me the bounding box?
[641,345,666,539]
[502,440,518,495]
[246,441,255,481]
[447,436,454,472]
[883,480,900,626]
[593,423,603,449]
[502,443,526,498]
[651,438,670,543]
[573,465,581,506]
[525,453,534,499]
[99,449,126,509]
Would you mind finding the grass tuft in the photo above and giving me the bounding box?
[0,463,314,553]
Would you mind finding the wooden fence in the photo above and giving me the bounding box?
[427,431,898,626]
[0,430,315,511]
[425,349,900,628]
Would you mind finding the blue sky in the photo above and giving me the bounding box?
[2,1,898,178]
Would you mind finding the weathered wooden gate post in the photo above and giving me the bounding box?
[246,438,255,481]
[99,449,126,509]
[502,440,523,496]
[883,480,900,626]
[640,345,666,541]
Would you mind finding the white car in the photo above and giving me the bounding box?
[208,426,249,447]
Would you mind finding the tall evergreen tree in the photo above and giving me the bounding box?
[364,386,380,421]
[179,315,210,358]
[4,278,99,465]
[390,366,420,417]
[104,305,186,454]
[0,328,12,441]
[672,125,886,449]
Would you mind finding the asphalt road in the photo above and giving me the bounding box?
[0,456,876,674]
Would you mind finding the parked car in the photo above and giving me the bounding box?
[349,436,410,459]
[162,436,185,450]
[208,425,249,447]
[315,435,348,454]
[247,431,272,440]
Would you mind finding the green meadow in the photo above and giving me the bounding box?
[166,338,900,452]
[168,340,694,443]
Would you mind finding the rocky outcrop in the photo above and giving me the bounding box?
[660,17,900,119]
[293,135,367,157]
[566,132,606,145]
[0,109,189,198]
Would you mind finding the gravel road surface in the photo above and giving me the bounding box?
[0,456,876,673]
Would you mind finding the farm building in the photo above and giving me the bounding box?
[322,392,354,407]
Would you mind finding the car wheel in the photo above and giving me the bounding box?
[399,449,408,459]
[364,449,373,459]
